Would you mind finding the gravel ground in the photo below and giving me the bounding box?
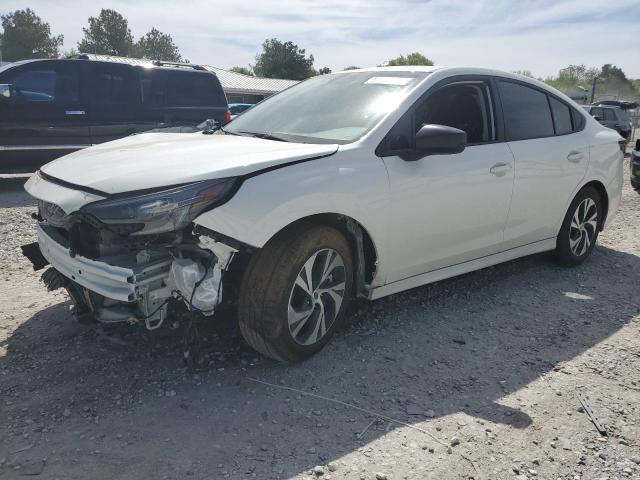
[0,154,639,480]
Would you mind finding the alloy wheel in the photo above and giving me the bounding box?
[569,197,598,256]
[287,248,346,346]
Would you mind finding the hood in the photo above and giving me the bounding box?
[40,132,339,194]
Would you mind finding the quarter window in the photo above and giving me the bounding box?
[163,71,225,107]
[499,81,554,141]
[549,96,573,135]
[603,109,616,121]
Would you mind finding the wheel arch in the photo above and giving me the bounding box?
[581,180,609,230]
[261,213,380,293]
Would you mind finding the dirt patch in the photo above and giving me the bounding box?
[0,164,639,479]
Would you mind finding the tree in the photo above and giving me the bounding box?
[230,66,254,76]
[318,66,331,75]
[343,65,360,71]
[252,38,315,80]
[78,9,133,56]
[385,52,433,66]
[133,27,181,61]
[0,9,63,61]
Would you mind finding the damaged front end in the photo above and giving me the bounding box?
[22,175,242,331]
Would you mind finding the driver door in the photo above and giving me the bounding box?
[379,78,515,283]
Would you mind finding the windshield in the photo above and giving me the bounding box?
[225,71,429,144]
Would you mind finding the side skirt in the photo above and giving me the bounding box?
[369,238,556,300]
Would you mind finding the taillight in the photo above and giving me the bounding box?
[225,110,231,123]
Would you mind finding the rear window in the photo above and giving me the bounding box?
[499,81,554,141]
[162,71,226,107]
[549,96,573,135]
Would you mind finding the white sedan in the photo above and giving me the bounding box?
[23,66,624,362]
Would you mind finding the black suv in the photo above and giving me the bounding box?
[0,56,229,173]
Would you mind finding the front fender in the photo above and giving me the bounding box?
[193,151,391,287]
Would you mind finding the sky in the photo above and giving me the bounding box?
[2,0,640,78]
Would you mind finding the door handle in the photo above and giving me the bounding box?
[567,151,584,163]
[489,162,512,176]
[65,110,85,116]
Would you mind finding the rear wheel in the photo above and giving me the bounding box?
[555,186,602,266]
[238,225,353,362]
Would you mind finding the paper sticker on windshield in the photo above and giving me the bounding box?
[365,77,413,86]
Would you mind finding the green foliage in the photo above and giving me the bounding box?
[343,65,360,71]
[230,66,254,76]
[78,9,133,56]
[318,66,331,75]
[385,52,433,66]
[0,8,63,61]
[545,64,639,102]
[133,27,181,61]
[253,38,315,80]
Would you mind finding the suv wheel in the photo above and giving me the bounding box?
[555,186,602,266]
[238,225,353,362]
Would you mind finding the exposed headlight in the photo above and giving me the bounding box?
[82,178,237,235]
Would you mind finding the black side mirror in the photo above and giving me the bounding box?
[414,124,467,157]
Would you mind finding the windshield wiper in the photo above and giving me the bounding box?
[237,131,290,142]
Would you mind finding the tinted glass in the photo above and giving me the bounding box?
[8,67,56,103]
[415,82,493,143]
[572,108,586,131]
[89,64,137,104]
[549,96,573,135]
[603,109,616,121]
[163,71,225,107]
[226,71,429,143]
[499,81,554,141]
[591,107,604,118]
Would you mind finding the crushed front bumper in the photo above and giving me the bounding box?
[36,223,172,303]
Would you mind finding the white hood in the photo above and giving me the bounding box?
[40,132,338,194]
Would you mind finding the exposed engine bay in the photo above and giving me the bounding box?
[22,198,240,333]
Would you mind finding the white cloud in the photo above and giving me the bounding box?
[2,0,638,77]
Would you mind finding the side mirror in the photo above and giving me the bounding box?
[414,124,467,157]
[0,84,13,102]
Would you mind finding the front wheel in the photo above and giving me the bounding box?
[238,225,353,362]
[555,186,602,266]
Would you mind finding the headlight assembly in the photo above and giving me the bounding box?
[82,178,237,236]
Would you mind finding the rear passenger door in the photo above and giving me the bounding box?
[85,62,147,144]
[0,60,89,172]
[499,80,588,250]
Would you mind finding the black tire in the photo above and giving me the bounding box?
[555,186,602,266]
[238,224,353,362]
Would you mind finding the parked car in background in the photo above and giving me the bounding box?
[583,104,631,140]
[631,139,640,192]
[228,103,254,119]
[22,67,623,363]
[0,56,229,173]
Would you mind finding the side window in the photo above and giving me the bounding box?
[591,107,604,119]
[572,108,586,131]
[140,69,164,107]
[163,71,225,107]
[7,67,56,103]
[414,82,494,144]
[603,109,616,121]
[88,64,137,105]
[549,96,573,135]
[499,81,554,141]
